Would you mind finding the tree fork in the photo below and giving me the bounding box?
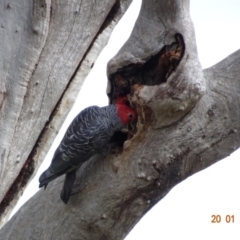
[1,0,240,240]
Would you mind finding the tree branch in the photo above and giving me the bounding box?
[0,0,132,226]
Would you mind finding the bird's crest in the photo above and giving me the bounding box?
[116,96,129,106]
[116,96,138,125]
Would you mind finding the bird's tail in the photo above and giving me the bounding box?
[60,170,77,204]
[39,169,60,189]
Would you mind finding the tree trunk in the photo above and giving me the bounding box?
[1,0,240,239]
[0,0,131,226]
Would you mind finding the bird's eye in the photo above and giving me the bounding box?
[129,113,133,119]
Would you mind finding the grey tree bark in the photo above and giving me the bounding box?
[0,0,132,226]
[1,0,240,239]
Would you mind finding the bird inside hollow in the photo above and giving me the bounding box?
[39,96,138,204]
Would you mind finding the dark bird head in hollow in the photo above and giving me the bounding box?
[39,96,137,204]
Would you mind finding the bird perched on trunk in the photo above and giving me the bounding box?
[39,96,137,204]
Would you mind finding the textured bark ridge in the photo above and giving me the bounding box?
[0,0,131,225]
[1,0,240,239]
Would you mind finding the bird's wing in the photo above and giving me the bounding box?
[49,106,111,174]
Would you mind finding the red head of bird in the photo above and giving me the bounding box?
[116,96,138,125]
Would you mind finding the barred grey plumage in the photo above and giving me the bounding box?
[39,98,137,204]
